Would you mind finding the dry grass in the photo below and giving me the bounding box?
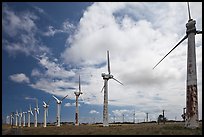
[2,122,202,135]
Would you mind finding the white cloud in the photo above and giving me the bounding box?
[25,96,36,100]
[43,20,75,37]
[60,2,202,120]
[2,4,50,56]
[64,102,80,107]
[89,110,99,114]
[33,54,76,79]
[9,73,30,83]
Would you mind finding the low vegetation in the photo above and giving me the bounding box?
[2,122,202,135]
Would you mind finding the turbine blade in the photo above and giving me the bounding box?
[53,95,60,103]
[36,98,38,108]
[61,94,69,101]
[43,101,46,106]
[79,75,81,92]
[196,30,202,34]
[31,110,33,115]
[37,109,39,114]
[101,81,106,93]
[107,50,111,74]
[153,35,187,69]
[80,95,85,102]
[112,77,124,85]
[187,2,191,20]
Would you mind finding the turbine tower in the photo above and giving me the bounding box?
[10,112,14,126]
[27,104,33,127]
[19,109,22,127]
[152,2,202,129]
[43,100,50,127]
[146,112,149,122]
[133,109,135,123]
[34,98,40,127]
[15,110,19,127]
[53,94,69,127]
[101,50,123,127]
[22,111,27,127]
[74,75,83,126]
[6,115,10,124]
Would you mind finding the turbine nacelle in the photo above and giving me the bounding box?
[101,73,113,79]
[74,91,83,96]
[43,101,49,108]
[34,107,40,114]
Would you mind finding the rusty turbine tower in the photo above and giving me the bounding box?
[153,2,202,129]
[74,75,83,126]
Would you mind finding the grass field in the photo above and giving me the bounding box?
[2,122,202,135]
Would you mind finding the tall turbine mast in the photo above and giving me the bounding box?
[15,110,19,127]
[74,75,83,126]
[19,109,22,127]
[43,100,50,127]
[22,111,27,127]
[53,94,68,127]
[27,104,33,127]
[34,98,39,127]
[101,50,123,127]
[152,2,202,129]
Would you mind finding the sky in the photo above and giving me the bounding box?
[2,2,202,124]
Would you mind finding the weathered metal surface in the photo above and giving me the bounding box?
[185,18,199,129]
[103,78,109,127]
[75,95,79,126]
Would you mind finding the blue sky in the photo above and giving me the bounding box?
[2,2,202,124]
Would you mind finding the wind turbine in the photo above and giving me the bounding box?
[27,104,33,127]
[146,112,149,122]
[74,75,83,126]
[22,111,27,127]
[19,109,23,127]
[43,100,50,127]
[34,98,40,127]
[15,110,19,127]
[101,50,123,127]
[10,112,14,126]
[152,2,202,129]
[53,94,69,127]
[6,115,10,124]
[133,109,135,123]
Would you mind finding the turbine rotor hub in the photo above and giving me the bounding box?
[101,73,113,79]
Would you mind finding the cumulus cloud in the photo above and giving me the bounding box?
[25,96,36,100]
[60,2,202,120]
[43,20,75,37]
[2,4,50,56]
[9,73,30,83]
[64,102,80,107]
[89,110,99,114]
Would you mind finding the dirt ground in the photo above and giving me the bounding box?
[2,122,202,135]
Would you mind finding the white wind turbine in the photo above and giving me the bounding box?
[101,50,123,127]
[53,94,69,127]
[19,109,23,127]
[34,99,40,127]
[6,115,10,124]
[10,112,14,126]
[43,100,50,127]
[152,2,202,129]
[74,75,83,126]
[15,110,19,127]
[22,111,27,127]
[27,104,33,127]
